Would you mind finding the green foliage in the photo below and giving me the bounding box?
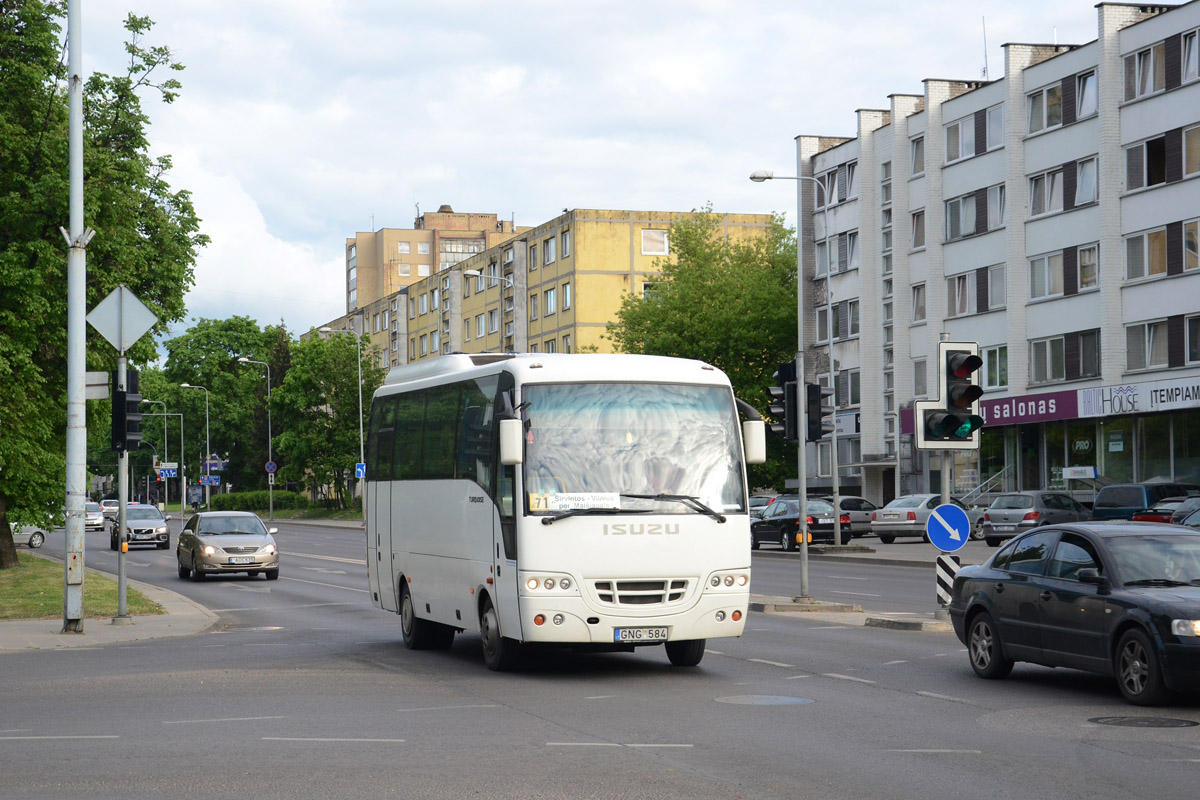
[605,207,800,489]
[0,4,206,566]
[210,491,308,512]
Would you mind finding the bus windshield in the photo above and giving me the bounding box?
[523,382,746,515]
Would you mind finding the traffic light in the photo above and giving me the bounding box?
[111,368,143,452]
[767,361,798,441]
[914,342,985,450]
[805,383,834,442]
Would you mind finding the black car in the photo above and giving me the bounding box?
[949,523,1200,705]
[110,505,171,550]
[750,497,850,550]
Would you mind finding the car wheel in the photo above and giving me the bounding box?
[665,639,706,667]
[177,557,190,579]
[1116,628,1171,706]
[265,569,279,581]
[985,537,1000,548]
[967,611,1013,679]
[157,540,169,550]
[28,532,44,549]
[781,528,796,551]
[190,554,205,581]
[479,600,519,671]
[970,525,985,541]
[878,535,895,544]
[109,535,118,551]
[750,532,759,551]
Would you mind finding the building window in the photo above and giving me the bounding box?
[1076,157,1098,205]
[838,370,861,407]
[543,339,556,354]
[419,334,428,356]
[883,278,893,298]
[373,313,380,333]
[881,181,892,204]
[945,193,976,241]
[528,243,537,270]
[1186,30,1199,83]
[397,263,411,277]
[529,343,538,354]
[418,242,430,255]
[989,264,1006,309]
[562,281,572,309]
[882,253,892,275]
[983,345,1008,389]
[881,161,892,206]
[563,334,572,354]
[1186,220,1199,271]
[816,240,829,277]
[476,313,485,338]
[642,282,666,299]
[1079,330,1100,378]
[883,300,893,322]
[843,161,857,200]
[1077,72,1098,118]
[816,307,829,343]
[836,231,860,272]
[911,210,925,249]
[945,115,975,163]
[641,229,669,255]
[1126,320,1169,370]
[1126,136,1167,191]
[883,324,893,345]
[1126,228,1168,280]
[431,288,440,310]
[1031,337,1065,383]
[463,320,471,342]
[408,298,416,319]
[911,136,925,175]
[561,229,571,258]
[488,309,499,333]
[431,330,440,352]
[986,103,1004,150]
[913,360,927,397]
[947,273,976,317]
[816,170,837,208]
[1185,126,1200,177]
[847,300,860,336]
[1030,252,1064,299]
[988,184,1006,229]
[475,273,485,292]
[409,338,415,360]
[1079,244,1099,290]
[545,287,557,316]
[1030,168,1064,215]
[504,247,514,264]
[543,236,556,265]
[912,284,926,322]
[417,264,431,277]
[1027,84,1062,133]
[529,294,538,320]
[1125,42,1166,101]
[419,294,428,314]
[504,321,514,338]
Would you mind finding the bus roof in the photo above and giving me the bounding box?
[378,353,730,397]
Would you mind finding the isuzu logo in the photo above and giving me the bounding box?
[602,523,680,536]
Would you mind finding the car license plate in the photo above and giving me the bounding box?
[883,513,898,520]
[614,627,668,643]
[817,518,832,524]
[995,525,1014,532]
[228,556,254,565]
[134,533,150,540]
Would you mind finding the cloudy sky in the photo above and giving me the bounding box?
[80,0,1100,337]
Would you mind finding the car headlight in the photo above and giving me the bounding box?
[156,526,168,534]
[202,545,216,556]
[259,543,277,555]
[1171,620,1200,637]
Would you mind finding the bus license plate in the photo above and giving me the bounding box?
[614,627,668,643]
[228,556,253,565]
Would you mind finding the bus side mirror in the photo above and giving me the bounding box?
[743,420,766,465]
[499,418,524,466]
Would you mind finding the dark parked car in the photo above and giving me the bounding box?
[981,491,1090,546]
[949,522,1200,705]
[751,497,850,550]
[1132,496,1194,524]
[749,495,775,519]
[1170,497,1200,524]
[819,495,879,538]
[1092,482,1200,521]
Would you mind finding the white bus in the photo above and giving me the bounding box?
[365,353,766,670]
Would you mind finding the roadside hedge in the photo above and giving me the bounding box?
[210,491,308,511]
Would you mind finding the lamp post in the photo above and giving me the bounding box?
[750,167,824,597]
[463,268,514,353]
[238,357,274,520]
[318,325,365,506]
[180,383,210,509]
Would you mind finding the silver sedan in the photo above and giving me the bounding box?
[176,511,279,581]
[870,494,983,544]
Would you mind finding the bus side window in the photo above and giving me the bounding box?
[499,464,517,559]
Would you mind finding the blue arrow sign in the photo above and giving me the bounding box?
[355,462,366,479]
[156,468,178,478]
[926,503,970,552]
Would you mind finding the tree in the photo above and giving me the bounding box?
[273,332,385,509]
[0,4,206,568]
[605,207,798,489]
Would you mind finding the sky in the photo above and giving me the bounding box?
[78,0,1102,338]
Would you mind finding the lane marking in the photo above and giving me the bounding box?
[627,744,693,748]
[164,716,287,724]
[830,590,882,597]
[823,673,876,684]
[397,704,499,712]
[281,576,369,593]
[288,552,365,565]
[887,749,981,754]
[585,695,615,700]
[916,691,970,703]
[883,660,907,665]
[548,742,621,747]
[826,575,870,580]
[0,735,118,740]
[748,658,794,668]
[264,737,405,743]
[784,675,812,680]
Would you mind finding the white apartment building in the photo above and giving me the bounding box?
[797,1,1200,506]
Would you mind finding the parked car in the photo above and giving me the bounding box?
[949,522,1200,705]
[1171,497,1200,524]
[819,495,879,538]
[109,505,171,550]
[1091,482,1200,521]
[84,501,105,531]
[100,499,119,519]
[870,494,983,544]
[749,495,775,519]
[12,524,46,549]
[981,491,1091,546]
[751,497,849,550]
[1132,496,1194,524]
[176,511,279,580]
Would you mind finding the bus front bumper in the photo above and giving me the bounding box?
[517,592,749,645]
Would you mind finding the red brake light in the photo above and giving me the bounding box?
[906,511,916,521]
[871,512,877,521]
[983,512,990,522]
[840,514,850,525]
[1022,511,1041,521]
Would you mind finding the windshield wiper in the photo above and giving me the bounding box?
[1123,578,1193,587]
[620,493,727,523]
[541,507,649,525]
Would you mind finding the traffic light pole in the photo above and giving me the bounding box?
[795,352,809,598]
[114,355,131,623]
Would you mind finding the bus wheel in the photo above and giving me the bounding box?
[400,583,436,650]
[665,639,706,667]
[479,601,519,671]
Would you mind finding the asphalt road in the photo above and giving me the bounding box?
[8,521,1200,799]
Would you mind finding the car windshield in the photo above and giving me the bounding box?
[804,500,835,515]
[198,516,267,536]
[992,495,1033,509]
[1107,535,1200,584]
[126,507,163,521]
[85,503,102,512]
[522,382,746,515]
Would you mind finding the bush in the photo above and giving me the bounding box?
[211,490,308,512]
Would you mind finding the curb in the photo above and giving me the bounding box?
[864,616,954,632]
[750,596,862,614]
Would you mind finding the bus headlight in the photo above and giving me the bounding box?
[707,571,750,591]
[523,573,578,594]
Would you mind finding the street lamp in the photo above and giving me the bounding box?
[318,326,365,504]
[750,167,824,596]
[180,383,210,509]
[238,357,275,520]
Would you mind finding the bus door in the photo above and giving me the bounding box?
[370,399,398,612]
[492,463,522,640]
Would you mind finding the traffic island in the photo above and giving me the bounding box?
[864,615,953,632]
[750,595,862,613]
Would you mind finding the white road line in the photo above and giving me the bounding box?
[887,749,981,754]
[164,716,287,724]
[627,744,693,748]
[916,691,970,703]
[264,737,405,743]
[883,660,907,665]
[585,695,616,700]
[281,576,369,593]
[827,575,870,580]
[748,658,795,668]
[0,735,118,740]
[830,590,882,597]
[822,673,876,684]
[548,742,622,747]
[784,675,812,680]
[288,552,366,565]
[396,705,499,712]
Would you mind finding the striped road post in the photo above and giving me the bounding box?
[935,554,961,608]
